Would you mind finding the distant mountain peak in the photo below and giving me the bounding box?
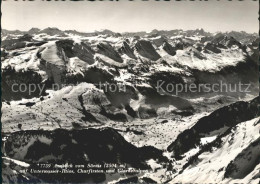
[28,28,40,34]
[97,29,114,34]
[39,27,65,36]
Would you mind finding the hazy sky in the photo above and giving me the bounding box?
[1,0,259,33]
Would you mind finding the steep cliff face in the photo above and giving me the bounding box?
[117,41,136,59]
[96,42,123,63]
[161,41,176,56]
[134,40,161,61]
[212,34,243,48]
[56,40,95,65]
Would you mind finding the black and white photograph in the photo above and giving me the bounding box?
[1,0,259,183]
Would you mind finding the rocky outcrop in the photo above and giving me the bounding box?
[65,66,114,85]
[56,40,95,64]
[117,41,136,59]
[162,41,176,56]
[151,36,168,47]
[134,40,161,61]
[204,42,221,53]
[185,46,206,59]
[96,42,123,63]
[212,34,242,48]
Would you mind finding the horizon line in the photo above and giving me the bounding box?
[2,27,258,35]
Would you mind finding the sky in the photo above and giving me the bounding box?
[1,0,259,33]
